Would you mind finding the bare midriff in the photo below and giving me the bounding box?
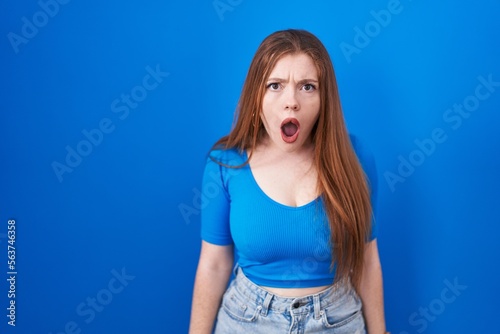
[260,285,332,298]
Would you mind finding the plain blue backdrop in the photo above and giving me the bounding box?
[1,1,499,333]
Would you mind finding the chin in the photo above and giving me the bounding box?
[275,138,309,152]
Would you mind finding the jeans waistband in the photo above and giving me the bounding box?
[231,265,354,318]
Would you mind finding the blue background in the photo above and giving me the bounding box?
[1,0,499,333]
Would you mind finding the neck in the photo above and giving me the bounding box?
[255,136,315,160]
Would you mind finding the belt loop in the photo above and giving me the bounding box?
[232,263,240,276]
[313,294,321,320]
[261,293,273,317]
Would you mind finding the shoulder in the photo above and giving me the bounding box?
[203,147,247,192]
[207,147,247,166]
[349,134,377,184]
[349,134,375,167]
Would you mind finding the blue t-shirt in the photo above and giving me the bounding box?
[201,135,378,288]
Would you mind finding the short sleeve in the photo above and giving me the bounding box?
[350,135,378,241]
[200,152,234,246]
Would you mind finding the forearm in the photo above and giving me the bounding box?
[189,263,232,333]
[190,241,234,333]
[359,240,387,334]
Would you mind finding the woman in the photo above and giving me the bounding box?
[189,29,388,333]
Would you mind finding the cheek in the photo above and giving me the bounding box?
[302,115,319,132]
[261,98,279,123]
[262,94,276,113]
[259,108,273,133]
[301,100,320,128]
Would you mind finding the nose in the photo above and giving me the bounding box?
[284,87,299,111]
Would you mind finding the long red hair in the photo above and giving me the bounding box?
[212,29,372,288]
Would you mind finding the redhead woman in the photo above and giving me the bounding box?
[189,29,388,334]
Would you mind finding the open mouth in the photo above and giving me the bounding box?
[280,118,300,143]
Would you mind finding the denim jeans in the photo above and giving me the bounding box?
[214,267,366,334]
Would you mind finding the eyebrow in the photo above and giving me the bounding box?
[267,78,319,84]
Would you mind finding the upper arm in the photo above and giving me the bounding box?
[200,153,234,246]
[350,134,379,241]
[364,239,381,269]
[198,240,234,271]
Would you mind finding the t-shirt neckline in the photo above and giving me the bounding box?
[243,150,321,210]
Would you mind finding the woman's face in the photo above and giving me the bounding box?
[260,53,320,152]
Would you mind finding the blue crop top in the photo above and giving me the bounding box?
[200,135,378,288]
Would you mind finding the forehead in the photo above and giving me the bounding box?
[268,53,318,79]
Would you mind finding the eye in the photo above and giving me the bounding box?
[267,83,281,91]
[302,83,316,91]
